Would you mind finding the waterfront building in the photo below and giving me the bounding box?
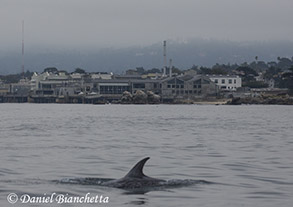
[91,72,113,80]
[7,71,222,103]
[207,75,242,91]
[161,75,218,102]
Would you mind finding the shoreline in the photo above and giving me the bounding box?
[2,96,293,105]
[227,95,293,105]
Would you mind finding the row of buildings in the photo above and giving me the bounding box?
[0,71,242,103]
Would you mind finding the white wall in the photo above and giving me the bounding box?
[208,75,242,91]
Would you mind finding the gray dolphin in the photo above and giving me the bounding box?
[59,157,210,190]
[103,157,165,189]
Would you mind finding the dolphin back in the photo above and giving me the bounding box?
[124,157,150,178]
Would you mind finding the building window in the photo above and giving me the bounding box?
[203,79,210,84]
[167,84,171,88]
[234,79,236,84]
[229,79,232,84]
[172,85,175,88]
[222,79,225,84]
[43,90,53,95]
[194,84,201,88]
[180,85,184,89]
[194,79,201,84]
[100,85,130,94]
[215,79,218,83]
[133,83,145,88]
[42,84,52,89]
[198,90,202,94]
[194,90,197,94]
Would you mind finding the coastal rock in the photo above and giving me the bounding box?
[120,90,161,104]
[227,97,242,105]
[146,91,161,104]
[121,91,133,104]
[133,90,148,104]
[227,96,293,105]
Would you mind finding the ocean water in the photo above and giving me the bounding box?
[0,103,293,207]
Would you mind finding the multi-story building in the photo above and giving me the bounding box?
[161,75,218,101]
[207,75,242,91]
[28,72,220,103]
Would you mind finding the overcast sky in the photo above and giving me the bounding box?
[1,0,293,50]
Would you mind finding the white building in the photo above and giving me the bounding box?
[30,72,50,90]
[91,72,113,80]
[207,75,242,91]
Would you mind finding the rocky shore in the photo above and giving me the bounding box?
[120,90,160,104]
[119,90,229,105]
[227,95,293,105]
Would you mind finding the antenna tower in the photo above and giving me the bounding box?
[169,58,173,77]
[22,20,24,79]
[163,40,167,77]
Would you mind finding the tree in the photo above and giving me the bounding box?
[146,68,161,74]
[0,70,33,83]
[277,57,293,70]
[44,67,58,73]
[236,66,258,84]
[24,70,34,79]
[0,74,21,83]
[243,81,268,88]
[210,68,227,75]
[136,67,145,74]
[74,68,86,74]
[280,66,293,94]
[198,67,212,74]
[236,66,258,77]
[171,67,182,74]
[263,67,281,79]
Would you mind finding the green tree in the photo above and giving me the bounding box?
[74,68,86,74]
[171,67,182,74]
[44,67,58,73]
[263,67,281,79]
[236,66,258,76]
[210,68,227,75]
[198,67,212,74]
[277,57,293,70]
[243,81,268,88]
[147,68,161,73]
[280,66,293,94]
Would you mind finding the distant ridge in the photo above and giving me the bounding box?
[1,39,293,75]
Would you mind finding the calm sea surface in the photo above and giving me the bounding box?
[0,104,293,207]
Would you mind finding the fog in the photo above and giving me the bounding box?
[1,0,293,50]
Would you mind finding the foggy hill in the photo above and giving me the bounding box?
[1,39,293,75]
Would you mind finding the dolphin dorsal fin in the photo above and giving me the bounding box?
[125,157,150,178]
